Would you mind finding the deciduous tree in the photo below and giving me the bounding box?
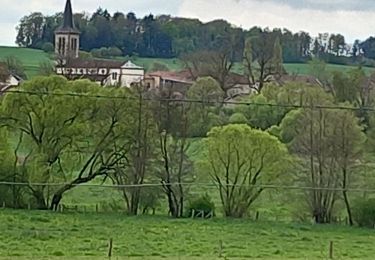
[203,124,289,218]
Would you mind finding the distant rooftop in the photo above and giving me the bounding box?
[57,58,144,70]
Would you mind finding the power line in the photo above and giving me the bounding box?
[3,89,375,112]
[0,181,375,193]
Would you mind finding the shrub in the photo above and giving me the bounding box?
[90,48,102,58]
[107,47,123,57]
[187,194,215,218]
[42,42,54,53]
[38,61,54,76]
[229,112,248,124]
[353,198,375,228]
[91,47,123,58]
[79,51,93,59]
[139,187,162,215]
[150,62,169,72]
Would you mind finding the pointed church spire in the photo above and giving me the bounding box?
[55,0,80,34]
[63,0,74,29]
[55,0,80,58]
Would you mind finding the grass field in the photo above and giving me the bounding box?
[0,209,375,259]
[2,46,375,80]
[232,62,375,76]
[284,63,375,76]
[130,56,184,72]
[0,46,51,79]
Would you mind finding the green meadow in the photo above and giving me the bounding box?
[0,46,51,79]
[2,46,375,80]
[0,209,374,259]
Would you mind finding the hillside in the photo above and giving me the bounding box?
[0,46,51,79]
[1,46,375,79]
[0,209,374,259]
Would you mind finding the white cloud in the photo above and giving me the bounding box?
[178,0,375,42]
[1,0,375,46]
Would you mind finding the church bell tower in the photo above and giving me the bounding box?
[54,0,80,58]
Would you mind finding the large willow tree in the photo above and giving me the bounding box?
[203,124,290,218]
[0,76,139,209]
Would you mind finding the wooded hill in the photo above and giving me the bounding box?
[15,8,375,66]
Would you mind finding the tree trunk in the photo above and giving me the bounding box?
[33,190,47,210]
[343,191,353,226]
[50,185,71,211]
[342,168,353,226]
[166,191,179,218]
[130,187,140,215]
[50,176,95,211]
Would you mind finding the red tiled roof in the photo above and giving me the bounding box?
[278,74,322,86]
[60,58,125,69]
[227,73,249,85]
[67,74,109,82]
[146,70,194,84]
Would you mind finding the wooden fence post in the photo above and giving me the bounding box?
[255,211,260,221]
[329,241,334,259]
[108,238,113,258]
[218,240,223,257]
[2,201,5,208]
[191,209,195,219]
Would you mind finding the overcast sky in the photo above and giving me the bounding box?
[1,0,375,46]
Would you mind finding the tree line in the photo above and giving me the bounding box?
[15,8,375,65]
[1,62,375,227]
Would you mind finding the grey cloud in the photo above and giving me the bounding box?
[248,0,375,12]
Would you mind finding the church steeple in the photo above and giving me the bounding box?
[54,0,80,58]
[63,0,75,30]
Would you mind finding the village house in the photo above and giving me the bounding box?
[55,0,145,87]
[225,73,254,99]
[144,70,194,97]
[56,59,144,87]
[0,63,23,92]
[144,70,256,99]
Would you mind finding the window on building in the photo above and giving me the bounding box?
[112,72,118,80]
[62,38,66,56]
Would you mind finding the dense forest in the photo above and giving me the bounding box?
[14,8,375,66]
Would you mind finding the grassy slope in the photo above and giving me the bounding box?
[2,46,375,79]
[0,209,374,259]
[130,56,184,71]
[284,63,375,76]
[0,46,50,79]
[232,62,375,75]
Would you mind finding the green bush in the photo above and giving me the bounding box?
[229,112,248,124]
[187,194,215,218]
[107,47,123,57]
[353,198,375,228]
[91,47,123,58]
[42,42,54,53]
[150,62,169,72]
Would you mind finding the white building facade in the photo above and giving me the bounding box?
[56,60,144,87]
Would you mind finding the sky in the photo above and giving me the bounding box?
[1,0,375,46]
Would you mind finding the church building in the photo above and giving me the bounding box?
[55,0,145,87]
